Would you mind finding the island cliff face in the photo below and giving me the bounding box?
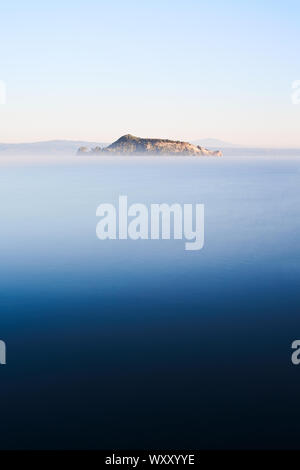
[77,134,222,157]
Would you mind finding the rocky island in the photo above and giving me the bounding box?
[77,134,222,157]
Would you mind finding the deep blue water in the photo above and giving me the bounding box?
[0,155,300,449]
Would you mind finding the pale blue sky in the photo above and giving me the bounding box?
[1,0,299,146]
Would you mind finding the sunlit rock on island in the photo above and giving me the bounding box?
[77,134,223,157]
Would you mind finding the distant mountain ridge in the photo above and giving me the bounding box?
[191,138,241,148]
[0,140,109,155]
[78,134,222,156]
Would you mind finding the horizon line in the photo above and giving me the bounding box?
[0,137,300,150]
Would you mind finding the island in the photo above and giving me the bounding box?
[77,134,222,157]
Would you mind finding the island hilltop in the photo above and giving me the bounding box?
[77,134,222,157]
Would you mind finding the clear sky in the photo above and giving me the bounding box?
[1,0,300,146]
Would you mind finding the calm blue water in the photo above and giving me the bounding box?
[0,155,300,449]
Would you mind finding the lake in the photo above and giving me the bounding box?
[0,155,299,449]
